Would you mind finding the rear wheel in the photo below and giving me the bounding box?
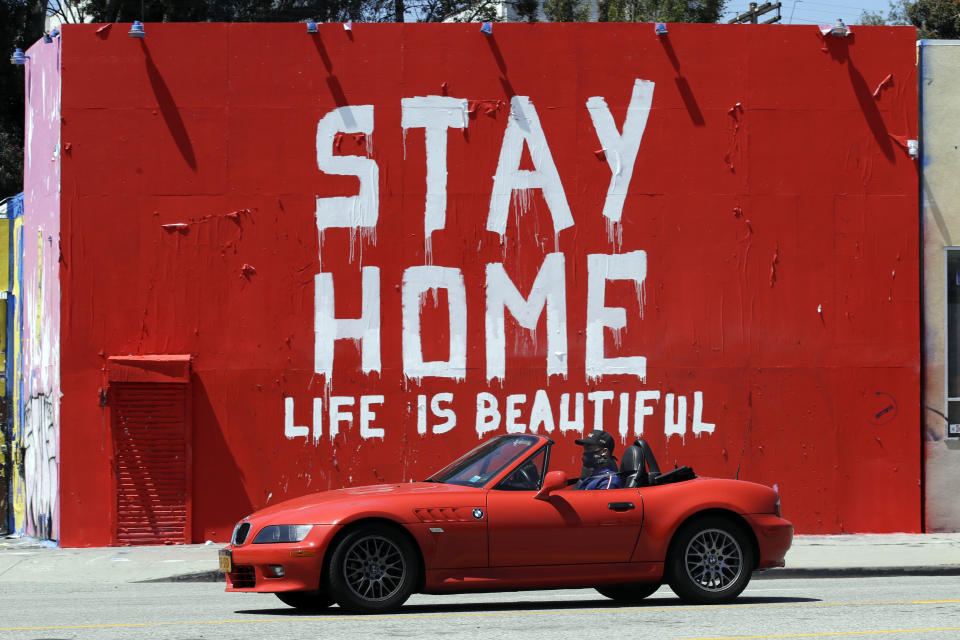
[595,582,661,603]
[325,524,420,614]
[666,516,754,604]
[275,590,333,611]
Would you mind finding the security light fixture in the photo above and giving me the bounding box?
[819,19,849,38]
[128,21,145,38]
[655,22,668,36]
[10,48,29,65]
[480,22,492,35]
[306,21,318,33]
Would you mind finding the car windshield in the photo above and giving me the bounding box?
[426,435,541,487]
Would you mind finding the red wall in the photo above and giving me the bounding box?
[56,23,920,546]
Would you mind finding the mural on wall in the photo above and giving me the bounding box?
[0,194,22,535]
[293,80,715,445]
[19,37,61,540]
[48,23,920,546]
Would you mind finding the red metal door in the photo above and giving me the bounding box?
[486,488,644,566]
[111,382,190,545]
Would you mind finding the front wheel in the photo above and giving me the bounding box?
[325,524,420,614]
[666,516,754,604]
[275,590,333,611]
[595,582,661,603]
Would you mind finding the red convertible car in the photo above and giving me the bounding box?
[220,434,792,613]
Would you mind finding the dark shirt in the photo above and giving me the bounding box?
[576,463,624,490]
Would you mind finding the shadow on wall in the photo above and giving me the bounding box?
[141,41,197,171]
[658,36,705,127]
[191,374,252,543]
[824,35,895,162]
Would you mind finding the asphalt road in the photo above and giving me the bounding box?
[1,576,959,639]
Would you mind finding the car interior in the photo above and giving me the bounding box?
[497,438,697,491]
[619,438,696,487]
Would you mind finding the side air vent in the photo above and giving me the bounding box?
[229,566,256,589]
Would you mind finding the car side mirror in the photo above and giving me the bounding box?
[535,470,568,500]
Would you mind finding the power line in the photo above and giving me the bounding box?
[724,0,876,18]
[728,2,783,24]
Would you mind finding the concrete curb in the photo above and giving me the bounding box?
[754,565,960,579]
[139,570,225,583]
[145,565,960,584]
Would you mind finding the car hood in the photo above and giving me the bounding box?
[243,482,485,526]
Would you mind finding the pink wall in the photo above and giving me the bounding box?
[20,35,62,540]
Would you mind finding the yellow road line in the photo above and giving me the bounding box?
[1,598,959,633]
[678,628,960,640]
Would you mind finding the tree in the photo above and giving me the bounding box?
[858,0,910,26]
[512,0,539,21]
[0,1,45,197]
[858,0,960,38]
[44,0,505,23]
[606,0,725,23]
[543,0,588,21]
[906,0,960,38]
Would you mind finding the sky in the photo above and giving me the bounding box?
[721,0,901,26]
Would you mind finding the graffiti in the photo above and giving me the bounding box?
[870,392,898,426]
[284,390,714,442]
[22,395,56,540]
[17,39,61,541]
[305,84,708,449]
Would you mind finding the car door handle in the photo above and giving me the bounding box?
[607,502,635,512]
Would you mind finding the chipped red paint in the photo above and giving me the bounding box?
[51,23,919,546]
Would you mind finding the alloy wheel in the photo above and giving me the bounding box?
[683,527,743,592]
[342,534,407,602]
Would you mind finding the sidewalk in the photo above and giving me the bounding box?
[2,533,959,584]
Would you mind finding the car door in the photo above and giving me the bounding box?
[486,460,644,567]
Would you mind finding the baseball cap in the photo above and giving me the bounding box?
[575,429,616,453]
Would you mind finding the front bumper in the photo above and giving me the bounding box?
[743,513,794,570]
[224,524,341,593]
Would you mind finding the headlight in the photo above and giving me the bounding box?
[253,524,314,544]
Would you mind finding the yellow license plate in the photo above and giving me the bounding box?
[218,549,232,573]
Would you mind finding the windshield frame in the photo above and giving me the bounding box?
[425,434,551,489]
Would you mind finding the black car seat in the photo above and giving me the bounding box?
[619,444,643,487]
[619,438,662,487]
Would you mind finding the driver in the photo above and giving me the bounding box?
[574,430,623,490]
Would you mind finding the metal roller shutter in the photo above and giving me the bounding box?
[112,383,190,545]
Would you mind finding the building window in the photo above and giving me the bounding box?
[946,249,960,437]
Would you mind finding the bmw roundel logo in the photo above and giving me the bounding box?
[472,508,484,520]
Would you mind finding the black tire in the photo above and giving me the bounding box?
[595,582,661,603]
[275,590,333,611]
[666,516,754,604]
[324,524,420,614]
